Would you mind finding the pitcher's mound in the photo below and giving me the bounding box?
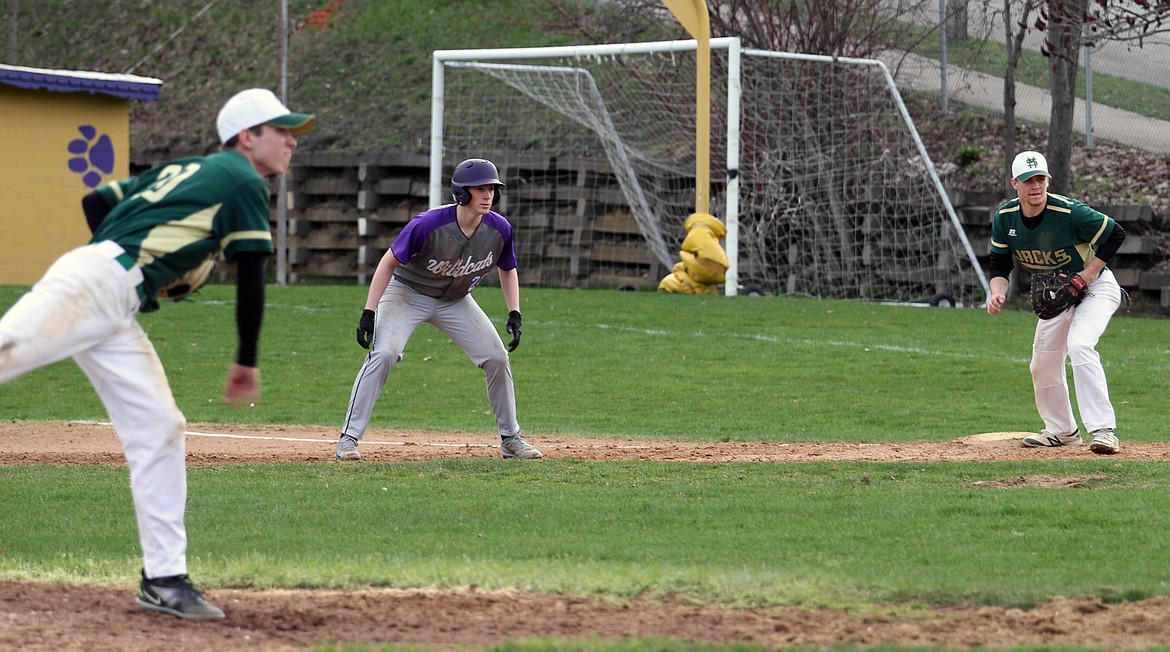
[955,432,1030,447]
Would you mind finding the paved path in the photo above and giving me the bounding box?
[881,1,1170,156]
[888,52,1170,155]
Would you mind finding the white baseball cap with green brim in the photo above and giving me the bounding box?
[1011,150,1050,182]
[216,88,316,144]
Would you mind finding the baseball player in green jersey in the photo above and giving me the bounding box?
[986,151,1127,454]
[0,88,314,619]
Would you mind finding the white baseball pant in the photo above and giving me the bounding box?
[0,241,189,579]
[1029,268,1123,436]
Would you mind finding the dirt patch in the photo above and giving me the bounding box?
[3,420,1170,651]
[5,421,1170,466]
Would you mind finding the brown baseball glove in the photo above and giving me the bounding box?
[158,258,216,301]
[1030,271,1087,320]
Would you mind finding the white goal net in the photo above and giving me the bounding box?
[432,38,989,303]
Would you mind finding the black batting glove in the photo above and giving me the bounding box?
[356,309,376,349]
[505,310,522,352]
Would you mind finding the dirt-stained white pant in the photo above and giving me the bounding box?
[1030,268,1123,436]
[341,278,520,441]
[0,241,189,579]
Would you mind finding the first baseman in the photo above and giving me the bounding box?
[986,151,1126,454]
[0,88,314,618]
[335,158,542,461]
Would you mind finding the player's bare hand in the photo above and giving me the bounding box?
[987,294,1006,316]
[223,362,260,408]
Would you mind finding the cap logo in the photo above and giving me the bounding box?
[1026,156,1040,170]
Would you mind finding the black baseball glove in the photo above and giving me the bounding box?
[356,309,376,349]
[505,310,522,352]
[1030,271,1087,320]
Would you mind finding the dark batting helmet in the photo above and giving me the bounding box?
[450,158,504,206]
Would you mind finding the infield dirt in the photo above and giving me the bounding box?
[3,420,1169,651]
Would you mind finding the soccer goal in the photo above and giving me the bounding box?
[431,38,990,303]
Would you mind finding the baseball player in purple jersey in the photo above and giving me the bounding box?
[335,158,542,461]
[986,151,1126,454]
[0,88,314,619]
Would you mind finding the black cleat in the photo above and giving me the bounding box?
[135,570,225,620]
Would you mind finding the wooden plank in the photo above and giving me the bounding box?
[1117,236,1156,255]
[300,205,359,222]
[357,217,386,237]
[1112,268,1140,286]
[288,219,312,236]
[301,177,359,195]
[588,270,658,290]
[373,176,414,195]
[590,242,658,266]
[1138,271,1170,290]
[949,189,1004,207]
[288,247,312,265]
[957,206,994,226]
[594,211,641,235]
[1094,205,1154,223]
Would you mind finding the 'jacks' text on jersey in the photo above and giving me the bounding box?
[990,192,1117,275]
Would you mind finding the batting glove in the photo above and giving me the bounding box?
[505,310,522,352]
[356,309,376,349]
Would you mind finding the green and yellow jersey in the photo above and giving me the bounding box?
[91,150,274,312]
[990,192,1117,275]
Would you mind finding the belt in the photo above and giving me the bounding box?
[115,251,136,272]
[94,241,147,307]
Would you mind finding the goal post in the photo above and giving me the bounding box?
[431,38,990,303]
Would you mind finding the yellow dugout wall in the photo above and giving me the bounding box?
[0,65,161,284]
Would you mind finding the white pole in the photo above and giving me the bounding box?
[723,37,741,296]
[1084,38,1094,149]
[939,0,948,112]
[429,55,445,207]
[276,0,289,285]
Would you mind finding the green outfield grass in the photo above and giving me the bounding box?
[1,284,1167,441]
[3,285,1170,651]
[3,458,1170,609]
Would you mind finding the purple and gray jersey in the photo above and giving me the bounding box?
[390,205,517,301]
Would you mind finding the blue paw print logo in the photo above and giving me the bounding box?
[67,125,115,188]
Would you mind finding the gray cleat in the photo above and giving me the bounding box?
[335,435,361,461]
[500,434,543,460]
[1089,428,1120,455]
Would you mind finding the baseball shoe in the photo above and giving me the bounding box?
[335,435,361,461]
[135,570,225,620]
[1022,429,1082,448]
[1089,428,1120,455]
[500,434,543,460]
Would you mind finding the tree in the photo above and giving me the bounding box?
[1033,0,1170,193]
[546,0,935,59]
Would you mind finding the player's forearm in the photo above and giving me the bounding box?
[1080,258,1106,284]
[989,276,1010,298]
[365,251,399,310]
[499,267,520,312]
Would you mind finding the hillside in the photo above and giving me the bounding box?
[7,0,1168,211]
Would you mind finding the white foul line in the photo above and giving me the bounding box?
[72,420,655,450]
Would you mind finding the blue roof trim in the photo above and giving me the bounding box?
[0,65,163,101]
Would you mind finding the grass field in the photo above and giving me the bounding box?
[3,286,1170,611]
[2,284,1169,441]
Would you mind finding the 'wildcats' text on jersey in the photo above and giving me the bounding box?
[390,204,518,301]
[426,252,496,278]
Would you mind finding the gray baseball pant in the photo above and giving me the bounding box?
[341,278,520,440]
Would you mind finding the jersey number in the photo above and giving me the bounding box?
[136,163,202,203]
